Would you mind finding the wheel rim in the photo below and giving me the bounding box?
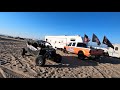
[38,60,42,65]
[38,59,42,65]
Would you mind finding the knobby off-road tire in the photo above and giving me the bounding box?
[36,55,46,66]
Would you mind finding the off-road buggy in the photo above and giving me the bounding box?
[22,40,62,66]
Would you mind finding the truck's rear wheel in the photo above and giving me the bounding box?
[94,55,101,60]
[78,51,85,60]
[36,55,46,66]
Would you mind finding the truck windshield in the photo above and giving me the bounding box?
[77,43,87,48]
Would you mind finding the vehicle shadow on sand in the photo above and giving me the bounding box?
[44,56,98,68]
[96,57,120,64]
[44,56,120,68]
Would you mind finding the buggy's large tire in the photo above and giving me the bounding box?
[78,51,85,60]
[53,54,62,63]
[36,55,46,66]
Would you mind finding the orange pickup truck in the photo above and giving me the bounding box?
[63,42,104,60]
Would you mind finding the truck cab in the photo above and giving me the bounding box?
[96,44,120,59]
[64,42,104,60]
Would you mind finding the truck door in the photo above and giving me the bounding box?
[70,42,76,53]
[67,42,76,53]
[66,42,74,53]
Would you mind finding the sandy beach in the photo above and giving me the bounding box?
[0,37,120,78]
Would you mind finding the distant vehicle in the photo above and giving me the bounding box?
[97,44,120,59]
[45,35,83,50]
[63,42,104,60]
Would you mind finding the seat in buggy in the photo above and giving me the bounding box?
[22,41,41,56]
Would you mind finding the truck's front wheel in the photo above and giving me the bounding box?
[78,51,85,60]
